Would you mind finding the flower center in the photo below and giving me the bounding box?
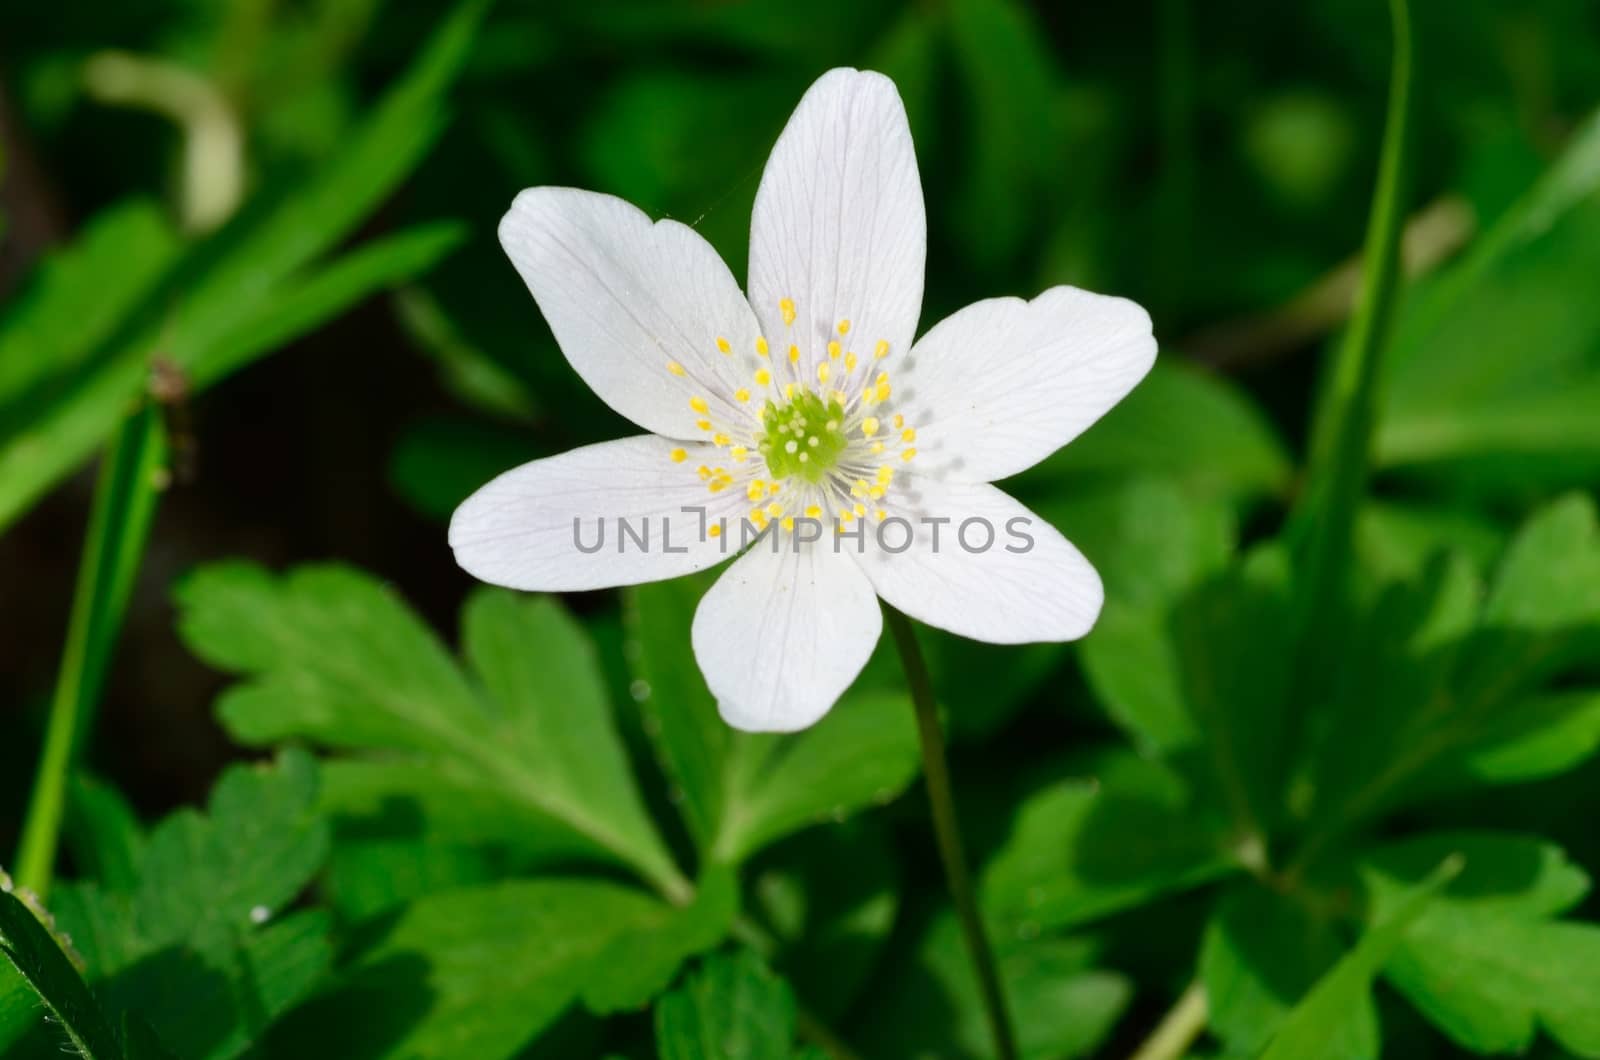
[663,298,920,535]
[759,389,848,483]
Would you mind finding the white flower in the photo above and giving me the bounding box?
[450,68,1156,733]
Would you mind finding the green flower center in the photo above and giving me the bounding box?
[758,389,849,484]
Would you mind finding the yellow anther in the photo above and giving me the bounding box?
[875,509,887,521]
[854,502,867,517]
[766,502,784,517]
[902,447,918,461]
[862,417,880,436]
[874,340,889,359]
[716,337,730,353]
[871,441,885,453]
[667,361,687,377]
[805,505,822,518]
[713,432,731,446]
[784,382,797,399]
[731,446,748,462]
[845,351,858,370]
[735,388,751,403]
[893,413,905,429]
[831,390,847,405]
[751,508,769,530]
[780,298,796,326]
[696,419,712,431]
[670,448,687,463]
[709,523,722,538]
[827,340,841,360]
[851,482,868,499]
[768,481,782,495]
[756,336,770,356]
[754,369,772,386]
[697,465,711,480]
[747,480,765,501]
[875,382,891,402]
[690,396,709,414]
[817,362,831,384]
[708,479,728,493]
[839,508,855,524]
[869,485,885,500]
[788,344,800,364]
[838,319,851,335]
[902,427,917,443]
[781,516,795,531]
[877,466,894,484]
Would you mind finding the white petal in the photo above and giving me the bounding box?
[900,287,1156,482]
[852,475,1102,643]
[499,187,761,439]
[748,68,925,377]
[450,436,744,592]
[692,539,881,732]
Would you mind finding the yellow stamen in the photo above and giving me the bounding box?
[780,298,796,326]
[902,427,917,442]
[862,417,880,437]
[716,337,730,353]
[893,413,905,429]
[838,319,851,335]
[845,351,858,370]
[690,396,709,414]
[709,523,722,538]
[755,336,769,356]
[667,361,686,377]
[747,480,765,501]
[817,362,831,384]
[731,446,748,462]
[768,481,782,495]
[670,448,687,463]
[754,369,772,386]
[805,505,822,518]
[735,388,751,403]
[874,340,889,359]
[877,466,894,485]
[697,466,712,480]
[713,432,730,446]
[708,480,728,493]
[902,447,918,461]
[696,419,712,431]
[788,344,800,364]
[827,340,841,360]
[766,502,784,517]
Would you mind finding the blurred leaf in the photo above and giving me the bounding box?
[1018,362,1292,510]
[0,887,123,1060]
[981,751,1232,934]
[944,0,1059,268]
[1303,495,1600,842]
[748,821,900,1022]
[581,866,739,1015]
[49,750,332,1060]
[0,0,482,534]
[177,565,686,898]
[1259,852,1460,1060]
[1354,500,1504,586]
[1377,108,1600,499]
[654,948,822,1060]
[388,415,535,522]
[855,912,1130,1060]
[1201,883,1378,1056]
[626,577,920,865]
[1047,478,1237,752]
[271,879,679,1060]
[63,775,146,894]
[393,286,539,421]
[1361,832,1600,1056]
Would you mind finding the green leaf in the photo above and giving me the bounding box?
[63,775,146,894]
[581,867,740,1015]
[0,1,482,534]
[626,577,920,866]
[855,913,1131,1060]
[1017,362,1292,510]
[49,750,333,1060]
[177,565,685,898]
[944,0,1060,268]
[654,949,812,1060]
[1361,832,1600,1056]
[1258,851,1460,1060]
[0,887,122,1060]
[981,752,1232,933]
[1200,883,1378,1056]
[271,879,673,1059]
[1377,108,1600,497]
[1048,478,1237,752]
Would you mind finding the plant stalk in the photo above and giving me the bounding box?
[13,405,167,899]
[1129,980,1208,1060]
[884,604,1018,1060]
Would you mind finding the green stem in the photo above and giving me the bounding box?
[14,405,168,899]
[883,605,1018,1060]
[1128,980,1208,1060]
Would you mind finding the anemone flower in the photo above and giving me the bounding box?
[450,67,1156,733]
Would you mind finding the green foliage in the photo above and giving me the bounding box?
[654,949,823,1060]
[0,886,126,1060]
[626,575,921,865]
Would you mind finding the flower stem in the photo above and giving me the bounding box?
[1128,981,1208,1060]
[13,406,167,899]
[883,604,1018,1060]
